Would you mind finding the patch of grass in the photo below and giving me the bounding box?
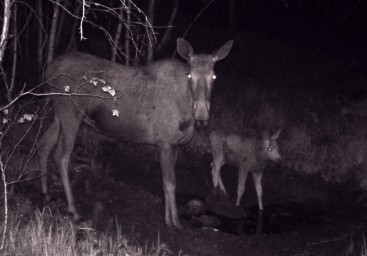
[1,207,175,256]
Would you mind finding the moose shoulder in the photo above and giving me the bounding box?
[37,38,233,228]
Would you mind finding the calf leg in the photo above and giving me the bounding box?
[236,166,249,206]
[211,155,226,193]
[252,171,264,210]
[159,144,181,228]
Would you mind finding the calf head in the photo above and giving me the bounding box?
[177,38,233,126]
[261,128,282,163]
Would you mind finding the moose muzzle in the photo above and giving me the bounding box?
[193,99,210,127]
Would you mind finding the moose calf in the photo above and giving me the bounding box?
[209,129,282,210]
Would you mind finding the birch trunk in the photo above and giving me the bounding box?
[0,0,11,63]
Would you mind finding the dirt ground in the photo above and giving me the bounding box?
[15,145,367,256]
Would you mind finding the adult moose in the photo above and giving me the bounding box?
[37,38,233,228]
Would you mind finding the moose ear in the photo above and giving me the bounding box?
[177,38,194,61]
[212,40,233,62]
[271,128,282,140]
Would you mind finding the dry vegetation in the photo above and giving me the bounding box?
[0,198,174,256]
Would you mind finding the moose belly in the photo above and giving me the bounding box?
[89,107,154,144]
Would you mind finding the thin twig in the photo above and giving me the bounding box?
[307,234,351,246]
[0,155,8,250]
[181,0,215,39]
[80,0,88,40]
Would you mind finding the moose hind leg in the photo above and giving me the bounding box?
[159,144,181,228]
[37,115,60,201]
[53,114,83,221]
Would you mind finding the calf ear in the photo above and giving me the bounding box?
[177,38,194,61]
[212,40,233,62]
[271,128,282,140]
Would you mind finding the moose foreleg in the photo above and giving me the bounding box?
[159,144,181,228]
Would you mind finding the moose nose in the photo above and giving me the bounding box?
[193,100,210,121]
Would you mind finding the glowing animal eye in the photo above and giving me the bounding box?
[187,74,192,79]
[268,148,272,151]
[212,75,216,80]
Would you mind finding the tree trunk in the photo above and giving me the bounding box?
[36,0,43,75]
[66,2,81,52]
[47,0,61,64]
[156,0,180,54]
[146,0,156,63]
[111,8,124,62]
[55,2,66,52]
[9,2,17,100]
[124,0,131,66]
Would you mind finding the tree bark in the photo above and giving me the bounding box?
[55,2,66,52]
[66,2,81,52]
[9,2,17,100]
[47,0,61,65]
[124,0,131,66]
[146,0,156,63]
[111,8,124,62]
[156,0,180,54]
[36,0,43,75]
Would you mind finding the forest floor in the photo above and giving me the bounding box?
[14,147,367,256]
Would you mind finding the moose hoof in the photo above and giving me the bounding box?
[173,222,183,229]
[166,219,183,229]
